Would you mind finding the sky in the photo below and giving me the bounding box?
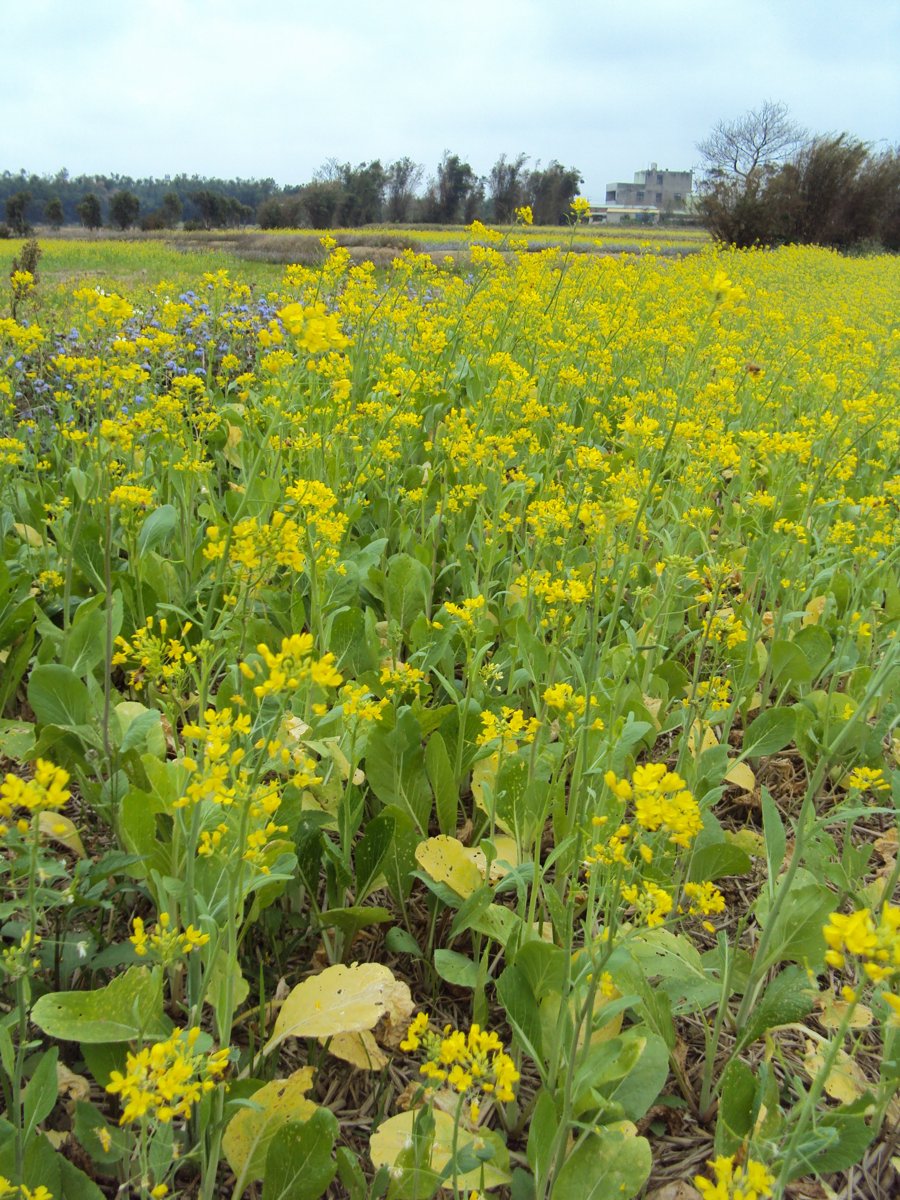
[2,0,898,202]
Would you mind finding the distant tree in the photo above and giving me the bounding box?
[488,153,529,223]
[697,101,807,245]
[526,162,583,225]
[298,179,343,229]
[424,152,479,223]
[5,191,31,236]
[189,189,225,230]
[45,197,64,229]
[160,191,182,228]
[385,157,423,223]
[109,190,140,230]
[76,193,102,230]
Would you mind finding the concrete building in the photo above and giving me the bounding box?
[605,164,693,215]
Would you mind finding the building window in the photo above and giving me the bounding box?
[655,192,663,203]
[656,173,664,185]
[674,193,682,203]
[636,190,644,202]
[606,190,616,202]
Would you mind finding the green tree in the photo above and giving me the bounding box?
[526,162,582,225]
[45,197,64,229]
[109,190,140,230]
[488,153,529,223]
[159,191,182,228]
[5,191,31,236]
[385,157,423,222]
[76,193,102,230]
[424,152,479,223]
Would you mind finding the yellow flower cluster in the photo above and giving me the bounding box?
[241,634,343,699]
[477,706,540,749]
[695,1155,774,1200]
[105,1027,229,1125]
[276,301,349,354]
[823,903,900,984]
[0,760,70,835]
[108,484,155,509]
[112,616,197,694]
[130,912,209,964]
[401,1013,519,1117]
[0,1180,53,1200]
[605,763,702,849]
[543,682,604,731]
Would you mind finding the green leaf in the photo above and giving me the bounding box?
[63,593,122,678]
[754,868,834,969]
[761,785,786,895]
[550,1126,651,1200]
[27,664,92,728]
[741,707,796,759]
[137,504,178,554]
[385,553,431,633]
[365,712,432,834]
[497,964,543,1067]
[58,1156,107,1200]
[526,1088,559,1181]
[31,966,168,1043]
[688,842,752,883]
[263,1109,339,1200]
[604,1031,669,1121]
[328,606,377,675]
[433,949,478,989]
[23,1045,59,1141]
[770,639,812,687]
[717,1058,757,1153]
[355,811,396,901]
[792,626,832,680]
[736,967,815,1051]
[425,732,458,836]
[336,1146,368,1200]
[73,1099,129,1164]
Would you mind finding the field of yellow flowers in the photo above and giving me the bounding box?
[0,224,898,1200]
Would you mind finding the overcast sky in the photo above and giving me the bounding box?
[2,0,898,201]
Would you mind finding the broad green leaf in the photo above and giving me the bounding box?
[27,664,92,728]
[355,811,396,901]
[262,1109,338,1200]
[741,707,796,759]
[23,1045,59,1141]
[761,785,786,894]
[736,967,815,1050]
[688,842,752,883]
[385,552,431,632]
[433,949,479,989]
[137,504,177,554]
[31,966,168,1043]
[550,1124,651,1200]
[425,732,458,835]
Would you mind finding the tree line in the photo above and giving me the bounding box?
[0,153,583,234]
[697,102,900,251]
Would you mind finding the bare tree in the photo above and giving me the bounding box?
[698,100,806,182]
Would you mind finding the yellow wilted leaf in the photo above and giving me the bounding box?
[725,759,756,792]
[369,1109,511,1190]
[802,595,827,626]
[470,753,515,835]
[379,976,415,1049]
[687,720,718,758]
[415,835,485,898]
[818,996,873,1030]
[265,963,397,1053]
[222,1068,316,1184]
[321,1029,388,1070]
[57,1062,91,1103]
[725,828,766,857]
[38,811,86,858]
[487,836,519,883]
[804,1041,870,1103]
[13,523,43,547]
